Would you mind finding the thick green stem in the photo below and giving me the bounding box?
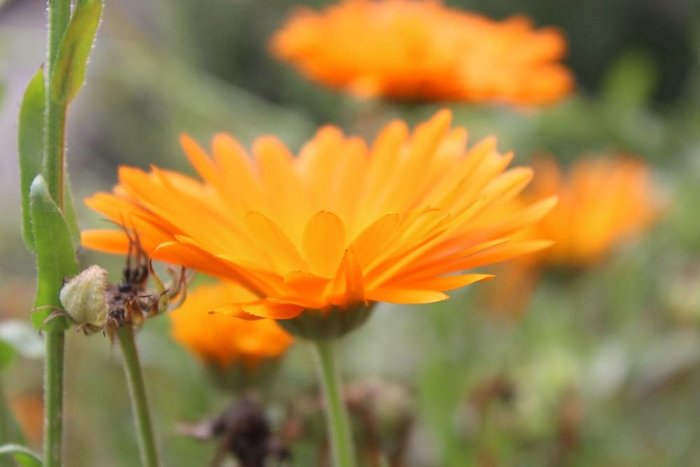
[45,0,71,206]
[48,0,71,76]
[43,330,65,467]
[41,2,71,466]
[116,326,160,467]
[312,341,356,467]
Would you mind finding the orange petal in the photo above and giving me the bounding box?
[245,211,307,273]
[328,248,366,306]
[219,300,304,320]
[397,273,493,292]
[366,287,448,304]
[350,213,401,267]
[303,211,346,277]
[81,229,130,254]
[179,134,218,185]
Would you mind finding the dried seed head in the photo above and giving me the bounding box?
[59,265,109,329]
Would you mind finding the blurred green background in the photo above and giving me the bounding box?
[2,0,700,465]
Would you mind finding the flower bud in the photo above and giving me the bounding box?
[59,265,109,332]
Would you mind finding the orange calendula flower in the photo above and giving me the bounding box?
[170,281,293,368]
[527,155,660,267]
[270,0,573,105]
[82,110,554,324]
[481,155,661,316]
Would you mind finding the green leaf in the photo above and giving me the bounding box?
[29,175,79,330]
[0,444,43,467]
[62,173,80,249]
[50,0,103,103]
[18,69,46,251]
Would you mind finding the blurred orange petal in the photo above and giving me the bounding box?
[170,282,293,367]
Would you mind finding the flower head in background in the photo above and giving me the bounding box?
[481,155,661,316]
[170,281,293,368]
[82,110,554,335]
[527,156,660,267]
[270,0,573,105]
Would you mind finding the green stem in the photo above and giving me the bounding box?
[42,2,71,466]
[45,0,71,206]
[47,0,71,76]
[43,330,65,467]
[311,341,356,467]
[116,326,160,467]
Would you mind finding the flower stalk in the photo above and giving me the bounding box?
[41,1,71,466]
[43,330,66,467]
[116,326,160,467]
[44,0,69,206]
[311,340,356,467]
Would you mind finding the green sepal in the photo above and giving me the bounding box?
[29,176,79,330]
[0,444,43,467]
[277,305,374,341]
[18,69,46,251]
[50,0,103,104]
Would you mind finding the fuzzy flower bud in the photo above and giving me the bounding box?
[59,265,109,332]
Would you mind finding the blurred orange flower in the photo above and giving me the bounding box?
[82,109,554,321]
[9,393,43,447]
[170,281,293,367]
[527,156,660,267]
[482,155,661,316]
[270,0,573,105]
